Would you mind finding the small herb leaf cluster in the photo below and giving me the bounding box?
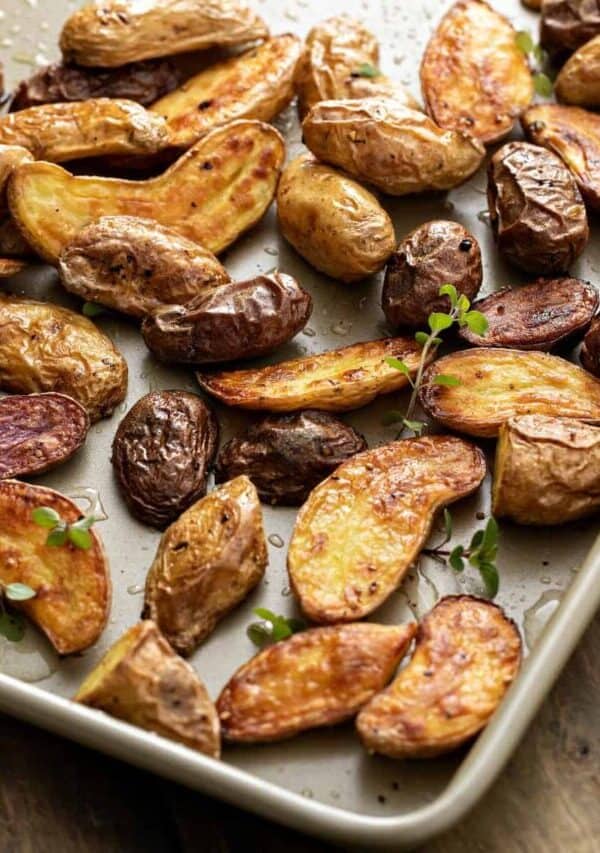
[0,581,36,643]
[247,608,306,648]
[425,511,500,598]
[515,30,554,97]
[32,506,98,550]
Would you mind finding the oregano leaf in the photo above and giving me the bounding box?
[433,374,461,387]
[32,506,61,529]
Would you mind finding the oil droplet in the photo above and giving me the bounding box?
[268,533,284,548]
[540,576,551,585]
[301,788,314,799]
[302,326,316,337]
[281,586,292,597]
[263,246,278,256]
[523,590,562,650]
[331,320,352,336]
[68,487,108,522]
[477,209,492,226]
[0,628,58,683]
[127,584,144,595]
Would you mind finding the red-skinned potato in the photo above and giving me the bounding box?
[581,317,600,377]
[541,0,600,59]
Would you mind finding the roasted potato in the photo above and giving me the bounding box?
[288,437,486,623]
[0,145,33,200]
[60,0,268,68]
[541,0,600,59]
[276,154,395,283]
[112,391,218,529]
[382,221,482,330]
[215,410,367,506]
[459,278,598,350]
[0,258,27,277]
[303,99,485,196]
[0,393,90,480]
[59,216,230,320]
[0,480,110,654]
[8,120,284,264]
[197,337,428,413]
[0,219,31,259]
[143,476,267,656]
[419,348,600,438]
[581,317,600,376]
[75,620,220,757]
[555,35,600,106]
[217,622,416,743]
[0,294,127,422]
[420,0,533,144]
[487,141,589,275]
[356,596,521,758]
[0,147,34,260]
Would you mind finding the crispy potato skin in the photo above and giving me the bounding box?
[0,294,127,422]
[356,596,521,758]
[382,221,482,329]
[541,0,600,59]
[420,348,600,438]
[75,621,220,757]
[421,0,533,144]
[276,154,395,283]
[197,337,429,413]
[60,0,268,67]
[0,258,27,277]
[581,317,600,376]
[0,480,110,654]
[217,623,416,743]
[0,146,34,260]
[555,35,600,106]
[112,391,218,529]
[59,216,230,320]
[303,98,485,196]
[143,476,267,656]
[154,35,301,149]
[493,415,600,525]
[288,437,486,623]
[459,278,598,350]
[8,120,285,264]
[487,141,589,274]
[215,410,367,506]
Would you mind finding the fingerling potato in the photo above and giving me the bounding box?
[581,317,600,376]
[0,146,34,260]
[541,0,600,59]
[0,145,33,200]
[555,35,600,106]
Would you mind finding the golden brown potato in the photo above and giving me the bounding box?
[0,294,127,422]
[555,35,600,106]
[197,337,428,413]
[493,415,600,525]
[75,621,220,757]
[276,154,395,282]
[0,258,27,277]
[302,98,485,196]
[0,480,110,655]
[0,147,34,261]
[217,623,416,743]
[288,437,486,623]
[356,596,521,758]
[154,35,302,149]
[0,145,33,202]
[421,0,533,144]
[541,0,600,59]
[143,476,267,656]
[8,120,284,264]
[419,348,600,438]
[60,0,268,68]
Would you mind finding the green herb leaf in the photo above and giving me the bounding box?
[469,529,484,551]
[515,30,534,55]
[481,516,499,555]
[5,583,36,602]
[433,374,461,387]
[439,283,458,308]
[478,561,499,598]
[352,62,381,78]
[32,506,62,529]
[456,293,471,314]
[247,622,271,648]
[70,515,96,531]
[449,546,465,572]
[415,331,430,346]
[381,410,405,426]
[534,72,553,97]
[0,611,26,642]
[464,310,489,336]
[82,301,106,318]
[403,418,426,435]
[385,357,411,376]
[443,508,453,542]
[68,526,93,550]
[533,44,547,65]
[46,527,69,547]
[249,608,305,646]
[428,312,454,334]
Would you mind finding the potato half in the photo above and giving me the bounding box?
[288,437,486,623]
[75,620,220,758]
[556,35,600,107]
[356,596,522,758]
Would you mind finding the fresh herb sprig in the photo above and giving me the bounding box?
[351,62,381,79]
[0,581,36,642]
[247,608,306,648]
[32,505,98,550]
[515,30,554,97]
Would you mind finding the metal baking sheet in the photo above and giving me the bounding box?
[1,0,600,848]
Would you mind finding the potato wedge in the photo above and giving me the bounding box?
[421,0,533,144]
[0,258,27,277]
[581,317,600,376]
[0,480,110,655]
[288,437,486,623]
[60,0,268,68]
[75,621,220,757]
[153,35,302,149]
[276,154,395,282]
[419,348,600,438]
[356,596,521,758]
[217,622,416,743]
[197,337,428,413]
[8,120,285,264]
[541,0,600,59]
[302,98,485,196]
[555,35,600,106]
[0,294,127,422]
[143,476,267,656]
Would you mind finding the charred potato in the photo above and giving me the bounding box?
[8,120,285,264]
[487,141,589,275]
[555,35,600,106]
[288,437,486,623]
[356,596,521,758]
[112,391,218,529]
[581,317,600,376]
[0,480,110,654]
[420,348,600,438]
[143,476,267,656]
[541,0,600,59]
[75,620,220,757]
[0,294,127,422]
[59,216,230,320]
[382,221,482,329]
[217,623,416,743]
[420,0,533,144]
[276,154,395,283]
[0,258,27,277]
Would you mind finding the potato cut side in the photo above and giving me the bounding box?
[8,120,284,263]
[288,437,486,623]
[419,348,600,438]
[217,622,416,742]
[75,621,220,758]
[356,596,521,758]
[0,258,27,277]
[0,480,110,654]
